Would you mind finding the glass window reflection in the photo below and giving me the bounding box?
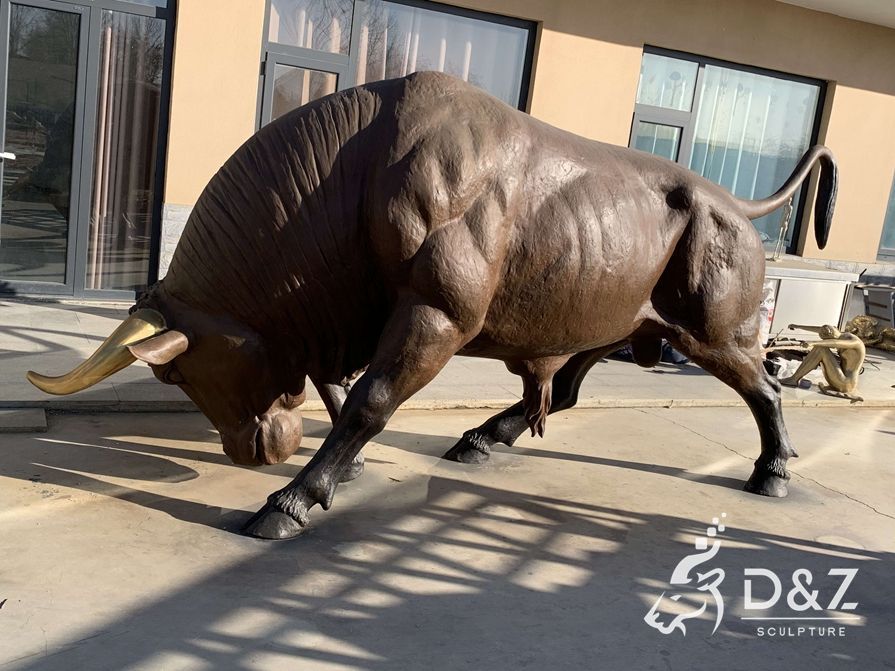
[879,175,895,256]
[0,5,80,285]
[689,66,819,246]
[269,0,353,54]
[352,0,529,106]
[86,11,166,291]
[633,122,681,161]
[272,65,338,119]
[636,53,698,112]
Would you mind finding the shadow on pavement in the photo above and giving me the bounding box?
[504,444,746,492]
[0,412,756,539]
[4,475,893,670]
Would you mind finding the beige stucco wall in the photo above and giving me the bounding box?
[161,0,895,265]
[163,0,266,206]
[802,84,895,260]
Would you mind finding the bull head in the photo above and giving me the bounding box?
[26,301,305,467]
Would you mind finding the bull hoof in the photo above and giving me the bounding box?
[340,454,365,483]
[443,431,492,464]
[744,470,789,498]
[242,503,304,540]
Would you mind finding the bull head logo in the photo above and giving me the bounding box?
[643,514,727,636]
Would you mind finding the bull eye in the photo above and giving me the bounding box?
[160,364,184,385]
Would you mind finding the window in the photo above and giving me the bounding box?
[879,173,895,260]
[631,48,824,254]
[260,0,535,124]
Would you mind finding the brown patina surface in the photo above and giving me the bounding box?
[28,72,838,539]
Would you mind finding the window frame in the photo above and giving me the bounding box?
[260,54,346,126]
[878,172,895,261]
[630,46,827,255]
[258,0,537,127]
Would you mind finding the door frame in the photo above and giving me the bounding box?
[0,0,90,296]
[0,0,175,300]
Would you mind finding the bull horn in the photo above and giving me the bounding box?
[26,308,168,395]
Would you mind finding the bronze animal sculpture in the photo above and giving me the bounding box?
[27,72,838,539]
[845,315,895,352]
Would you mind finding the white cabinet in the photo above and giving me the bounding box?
[764,260,857,339]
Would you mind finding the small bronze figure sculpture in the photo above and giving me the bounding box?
[779,325,865,401]
[27,73,838,539]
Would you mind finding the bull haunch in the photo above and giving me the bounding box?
[27,72,838,539]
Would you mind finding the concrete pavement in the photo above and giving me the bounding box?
[2,299,894,421]
[0,407,893,669]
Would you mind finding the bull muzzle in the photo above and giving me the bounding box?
[26,309,170,395]
[222,405,304,466]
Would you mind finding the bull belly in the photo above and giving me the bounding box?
[461,299,648,360]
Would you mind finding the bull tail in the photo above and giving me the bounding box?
[734,145,838,250]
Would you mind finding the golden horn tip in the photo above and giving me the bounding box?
[25,308,168,396]
[26,370,65,395]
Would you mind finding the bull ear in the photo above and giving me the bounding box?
[128,330,189,365]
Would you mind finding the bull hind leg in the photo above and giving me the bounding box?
[444,344,623,464]
[311,378,365,482]
[672,334,797,497]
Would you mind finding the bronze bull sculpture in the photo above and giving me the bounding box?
[28,72,837,539]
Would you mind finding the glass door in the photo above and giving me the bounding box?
[0,0,172,298]
[0,0,88,294]
[80,8,168,292]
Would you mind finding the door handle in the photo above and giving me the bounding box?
[0,152,16,160]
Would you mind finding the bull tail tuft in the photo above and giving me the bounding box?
[735,145,837,250]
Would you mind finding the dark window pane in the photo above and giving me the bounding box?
[880,175,895,255]
[353,1,529,107]
[85,10,166,291]
[1,4,80,284]
[121,0,170,7]
[632,122,681,161]
[269,0,353,54]
[271,64,338,119]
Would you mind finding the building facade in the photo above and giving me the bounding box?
[1,0,894,300]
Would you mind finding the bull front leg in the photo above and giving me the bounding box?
[244,299,476,539]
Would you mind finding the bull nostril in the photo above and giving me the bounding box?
[221,419,265,466]
[252,409,303,465]
[250,423,261,462]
